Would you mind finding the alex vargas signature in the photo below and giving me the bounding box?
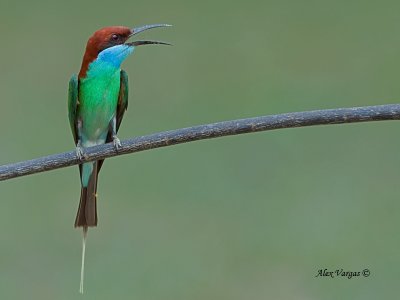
[315,268,370,279]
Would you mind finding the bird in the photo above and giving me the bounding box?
[68,24,171,293]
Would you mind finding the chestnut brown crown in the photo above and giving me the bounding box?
[79,26,132,78]
[78,24,171,78]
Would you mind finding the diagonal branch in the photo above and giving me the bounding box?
[1,104,399,181]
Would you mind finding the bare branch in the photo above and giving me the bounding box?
[1,104,399,181]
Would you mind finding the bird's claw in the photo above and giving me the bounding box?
[113,136,122,150]
[76,143,87,160]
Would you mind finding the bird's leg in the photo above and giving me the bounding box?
[76,118,86,159]
[111,115,122,150]
[76,140,85,160]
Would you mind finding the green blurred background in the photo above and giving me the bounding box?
[1,0,400,299]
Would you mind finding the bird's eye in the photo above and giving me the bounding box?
[111,34,119,41]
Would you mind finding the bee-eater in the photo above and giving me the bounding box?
[68,24,171,293]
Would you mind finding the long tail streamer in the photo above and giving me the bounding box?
[79,227,88,294]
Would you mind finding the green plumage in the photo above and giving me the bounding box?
[68,70,129,146]
[68,67,129,227]
[79,66,121,145]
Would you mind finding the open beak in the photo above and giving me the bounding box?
[126,24,172,47]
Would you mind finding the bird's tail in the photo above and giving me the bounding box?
[75,162,98,227]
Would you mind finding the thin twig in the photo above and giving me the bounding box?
[1,104,399,181]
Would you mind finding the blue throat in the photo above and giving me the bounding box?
[87,45,135,77]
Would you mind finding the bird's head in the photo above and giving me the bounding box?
[79,24,171,78]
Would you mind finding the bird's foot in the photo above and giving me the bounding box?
[76,142,87,160]
[112,135,122,150]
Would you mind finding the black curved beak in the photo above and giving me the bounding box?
[126,40,172,47]
[126,24,172,47]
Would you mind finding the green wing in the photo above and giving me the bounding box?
[115,69,129,132]
[68,74,79,144]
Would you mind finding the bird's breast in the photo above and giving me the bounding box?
[78,68,121,143]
